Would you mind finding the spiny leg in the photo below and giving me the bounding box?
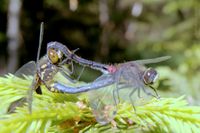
[59,47,79,74]
[60,57,70,65]
[74,65,85,82]
[60,58,75,75]
[71,48,79,54]
[66,60,74,75]
[58,67,77,84]
[129,88,138,112]
[113,83,123,106]
[110,89,118,116]
[112,86,119,107]
[141,86,156,98]
[113,83,132,114]
[59,63,73,75]
[114,83,131,105]
[149,85,160,99]
[137,88,141,98]
[61,58,85,82]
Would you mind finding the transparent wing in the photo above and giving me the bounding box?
[128,56,171,65]
[7,97,27,113]
[88,74,117,125]
[15,61,36,78]
[8,61,36,113]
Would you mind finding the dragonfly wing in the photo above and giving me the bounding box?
[130,56,171,65]
[88,74,117,125]
[15,61,36,78]
[7,97,27,113]
[9,61,37,113]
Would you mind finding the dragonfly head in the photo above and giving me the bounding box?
[47,41,75,65]
[143,68,158,85]
[47,47,65,64]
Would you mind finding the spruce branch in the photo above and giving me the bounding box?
[0,74,200,133]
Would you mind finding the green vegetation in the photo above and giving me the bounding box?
[0,74,200,132]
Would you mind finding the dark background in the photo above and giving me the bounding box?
[0,0,200,103]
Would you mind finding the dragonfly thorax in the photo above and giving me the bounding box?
[143,68,158,85]
[38,56,58,82]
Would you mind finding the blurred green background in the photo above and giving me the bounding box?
[0,0,199,105]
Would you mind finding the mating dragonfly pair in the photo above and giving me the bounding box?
[11,23,170,124]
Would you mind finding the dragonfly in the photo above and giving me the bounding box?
[10,36,170,124]
[46,43,171,124]
[8,23,81,113]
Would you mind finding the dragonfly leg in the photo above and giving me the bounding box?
[60,61,85,82]
[129,88,137,112]
[65,46,83,76]
[69,60,75,75]
[141,87,156,98]
[114,83,131,105]
[137,88,141,98]
[59,58,75,75]
[58,67,77,83]
[113,83,133,108]
[66,60,74,75]
[59,47,79,66]
[60,58,69,65]
[149,85,160,99]
[59,65,73,75]
[74,66,85,81]
[112,88,119,107]
[113,83,122,106]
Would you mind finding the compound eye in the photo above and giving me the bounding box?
[143,68,158,85]
[48,48,59,64]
